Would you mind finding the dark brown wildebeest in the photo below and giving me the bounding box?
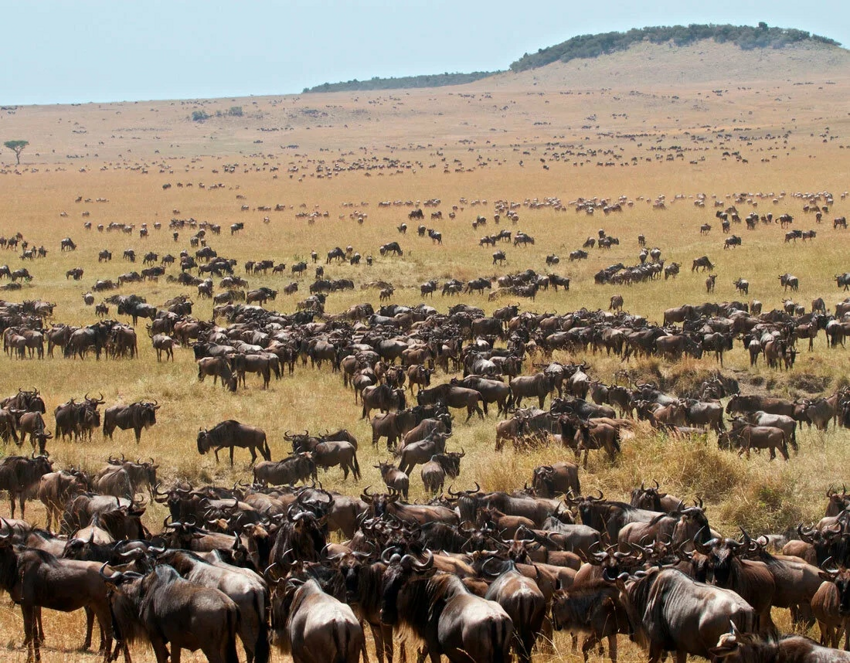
[726,394,796,418]
[710,632,850,661]
[150,333,177,362]
[615,567,756,662]
[102,564,240,663]
[417,383,484,420]
[154,549,270,663]
[531,462,580,498]
[809,561,850,649]
[720,422,789,461]
[0,454,54,518]
[269,574,364,663]
[0,535,115,662]
[197,356,238,391]
[510,372,553,409]
[197,420,271,466]
[691,255,714,272]
[380,553,513,662]
[253,453,316,486]
[779,273,800,292]
[102,401,160,444]
[287,433,361,481]
[552,580,630,663]
[483,559,546,663]
[361,383,406,419]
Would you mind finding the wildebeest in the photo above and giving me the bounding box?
[155,549,270,663]
[380,553,513,662]
[102,564,240,663]
[197,420,271,466]
[0,454,54,518]
[0,535,115,662]
[710,631,850,662]
[197,356,238,391]
[253,453,316,486]
[615,567,756,662]
[270,575,364,663]
[102,401,160,444]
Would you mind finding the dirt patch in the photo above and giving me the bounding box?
[786,372,832,395]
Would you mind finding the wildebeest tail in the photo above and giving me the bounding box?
[253,592,271,663]
[491,616,509,663]
[224,606,240,663]
[261,434,272,462]
[331,623,349,663]
[352,451,361,481]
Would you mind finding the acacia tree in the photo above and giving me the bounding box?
[4,140,28,165]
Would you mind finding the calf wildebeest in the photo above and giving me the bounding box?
[420,452,462,494]
[810,562,850,649]
[38,469,89,531]
[197,420,271,466]
[375,460,409,499]
[102,401,160,444]
[103,564,240,663]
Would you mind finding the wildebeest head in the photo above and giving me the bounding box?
[197,429,211,454]
[379,549,434,625]
[694,529,748,585]
[819,560,850,616]
[629,480,666,511]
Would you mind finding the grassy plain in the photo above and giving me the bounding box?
[0,41,850,661]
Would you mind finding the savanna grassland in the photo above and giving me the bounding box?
[1,40,850,661]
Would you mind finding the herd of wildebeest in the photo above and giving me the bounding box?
[2,187,850,663]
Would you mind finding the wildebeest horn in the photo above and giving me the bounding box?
[693,529,713,555]
[459,448,465,458]
[653,479,660,490]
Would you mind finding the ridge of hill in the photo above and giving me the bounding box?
[303,23,845,93]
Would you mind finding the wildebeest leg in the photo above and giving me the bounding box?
[82,606,94,649]
[581,634,600,662]
[23,604,40,662]
[149,637,170,663]
[214,447,221,463]
[249,446,257,465]
[134,427,141,444]
[607,634,618,663]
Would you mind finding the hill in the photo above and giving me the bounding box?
[303,23,846,92]
[509,23,841,72]
[303,71,499,93]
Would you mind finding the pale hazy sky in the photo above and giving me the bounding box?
[3,0,848,105]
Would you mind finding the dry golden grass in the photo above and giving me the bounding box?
[0,47,849,661]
